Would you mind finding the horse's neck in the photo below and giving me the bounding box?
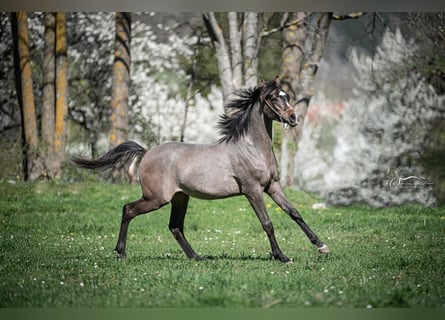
[264,117,273,140]
[246,106,275,157]
[253,102,273,143]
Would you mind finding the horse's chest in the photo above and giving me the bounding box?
[233,150,278,187]
[255,160,278,185]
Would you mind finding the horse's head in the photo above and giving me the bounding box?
[260,76,298,127]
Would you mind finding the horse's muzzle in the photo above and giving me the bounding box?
[288,113,298,126]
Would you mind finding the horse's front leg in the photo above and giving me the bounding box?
[245,190,291,263]
[266,182,330,254]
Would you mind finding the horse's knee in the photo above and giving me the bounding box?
[169,227,182,240]
[122,204,138,222]
[262,220,274,234]
[289,208,304,223]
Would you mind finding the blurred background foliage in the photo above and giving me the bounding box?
[0,12,443,206]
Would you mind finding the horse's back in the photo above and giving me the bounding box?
[139,142,240,201]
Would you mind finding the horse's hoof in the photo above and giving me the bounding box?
[192,255,205,261]
[317,244,330,254]
[114,249,127,260]
[273,254,291,263]
[284,258,294,265]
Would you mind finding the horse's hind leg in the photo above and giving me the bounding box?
[115,197,166,259]
[169,193,202,260]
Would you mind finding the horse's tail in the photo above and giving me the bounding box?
[71,141,147,172]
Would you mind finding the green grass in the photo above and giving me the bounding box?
[0,181,444,307]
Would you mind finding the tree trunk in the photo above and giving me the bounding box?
[204,12,261,110]
[109,12,131,148]
[180,57,196,143]
[203,12,233,108]
[279,12,309,186]
[53,12,69,177]
[42,12,56,176]
[11,12,39,181]
[243,12,259,88]
[279,12,332,186]
[228,12,242,90]
[296,13,332,124]
[280,12,307,100]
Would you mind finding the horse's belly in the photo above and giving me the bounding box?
[179,171,241,200]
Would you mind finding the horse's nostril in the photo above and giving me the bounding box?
[289,113,296,123]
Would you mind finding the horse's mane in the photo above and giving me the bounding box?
[217,80,277,143]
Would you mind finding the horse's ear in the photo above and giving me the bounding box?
[259,79,268,100]
[274,75,280,87]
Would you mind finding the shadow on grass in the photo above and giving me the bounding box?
[126,252,277,262]
[201,253,274,262]
[134,253,335,263]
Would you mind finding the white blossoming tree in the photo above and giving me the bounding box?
[130,16,221,145]
[67,13,221,160]
[67,12,114,158]
[295,29,445,207]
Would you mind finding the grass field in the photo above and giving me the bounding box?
[0,181,444,307]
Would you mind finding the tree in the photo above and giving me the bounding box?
[243,12,259,88]
[397,13,445,202]
[10,12,40,180]
[53,12,69,177]
[41,12,56,174]
[278,13,332,185]
[67,12,114,159]
[109,12,131,148]
[130,16,221,145]
[384,13,445,95]
[295,29,444,206]
[0,13,22,178]
[201,12,364,184]
[203,12,261,108]
[278,12,364,186]
[8,12,70,180]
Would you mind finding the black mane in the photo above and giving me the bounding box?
[217,80,277,143]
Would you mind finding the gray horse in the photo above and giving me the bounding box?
[72,76,329,263]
